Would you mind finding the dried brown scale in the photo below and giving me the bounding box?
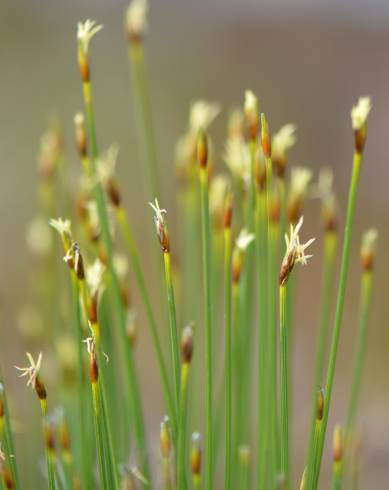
[90,353,99,384]
[197,130,208,169]
[323,214,337,233]
[261,135,271,158]
[287,199,302,225]
[78,54,90,83]
[333,428,343,463]
[74,123,87,158]
[255,156,267,191]
[126,30,142,45]
[120,284,131,309]
[88,294,98,324]
[191,448,201,475]
[279,254,295,286]
[354,128,367,155]
[232,251,242,284]
[316,389,324,421]
[273,156,286,179]
[181,327,194,364]
[106,179,121,208]
[160,423,171,458]
[60,423,71,452]
[35,376,47,401]
[74,245,85,280]
[223,196,233,230]
[44,423,56,452]
[3,468,13,490]
[361,254,374,272]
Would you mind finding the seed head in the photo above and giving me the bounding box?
[126,0,148,42]
[149,198,169,253]
[312,168,337,231]
[361,228,378,271]
[333,425,343,463]
[260,113,272,157]
[279,216,315,285]
[209,174,230,227]
[223,137,250,183]
[244,90,259,140]
[351,97,371,131]
[189,101,220,133]
[288,167,313,223]
[197,130,208,169]
[272,124,297,178]
[181,324,194,364]
[74,112,87,158]
[351,96,371,154]
[190,432,202,475]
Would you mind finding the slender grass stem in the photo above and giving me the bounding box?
[178,362,190,490]
[256,188,268,490]
[313,151,362,488]
[264,149,280,482]
[40,401,56,490]
[198,134,213,490]
[127,42,160,200]
[342,268,373,481]
[223,197,233,490]
[163,251,180,417]
[279,284,289,487]
[116,206,176,431]
[305,231,337,486]
[0,380,20,490]
[70,274,92,490]
[80,74,150,479]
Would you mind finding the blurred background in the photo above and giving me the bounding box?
[1,0,388,487]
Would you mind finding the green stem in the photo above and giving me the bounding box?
[343,270,373,479]
[164,251,180,419]
[127,42,160,199]
[0,379,21,490]
[199,166,213,490]
[313,152,362,488]
[178,363,190,490]
[224,225,232,490]
[279,284,289,487]
[116,206,176,432]
[81,80,150,483]
[256,188,268,490]
[331,462,342,490]
[40,404,56,490]
[305,231,337,487]
[70,275,92,490]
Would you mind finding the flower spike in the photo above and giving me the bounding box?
[279,216,315,285]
